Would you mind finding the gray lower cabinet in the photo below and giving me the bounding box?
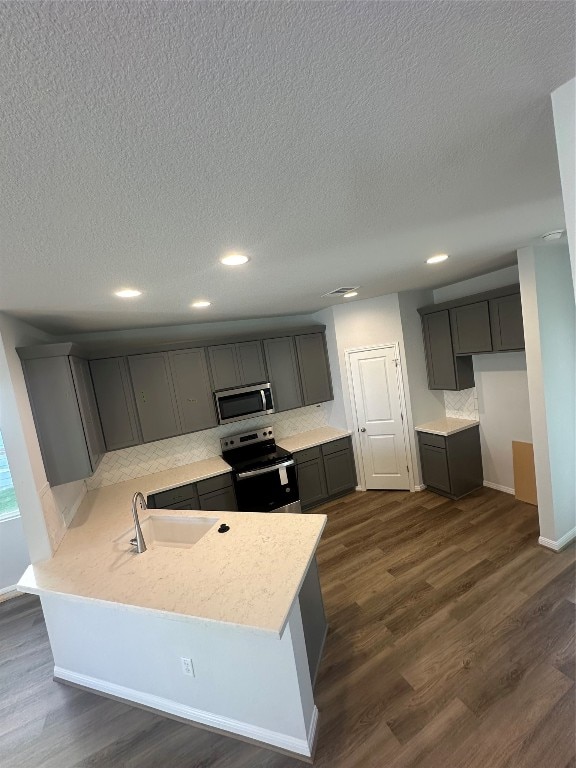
[208,341,267,390]
[323,442,357,496]
[147,473,237,511]
[198,485,238,512]
[296,454,328,509]
[128,352,181,443]
[90,357,142,450]
[422,310,474,391]
[147,483,199,509]
[489,294,525,351]
[168,348,217,433]
[295,333,333,406]
[298,556,328,686]
[450,302,493,354]
[22,355,105,486]
[263,337,303,412]
[295,437,356,510]
[417,427,483,499]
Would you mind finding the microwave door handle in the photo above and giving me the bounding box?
[260,389,267,410]
[236,460,295,481]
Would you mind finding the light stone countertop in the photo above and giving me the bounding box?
[415,417,480,437]
[18,459,327,636]
[277,426,351,453]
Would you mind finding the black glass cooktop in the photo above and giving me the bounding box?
[222,441,292,473]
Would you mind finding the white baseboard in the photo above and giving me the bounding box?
[414,484,426,492]
[538,527,576,552]
[53,666,316,757]
[0,585,19,601]
[483,480,515,495]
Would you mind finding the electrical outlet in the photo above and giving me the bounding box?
[180,657,195,677]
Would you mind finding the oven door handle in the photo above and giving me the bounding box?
[236,460,295,481]
[260,389,267,411]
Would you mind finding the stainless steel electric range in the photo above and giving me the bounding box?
[221,426,301,513]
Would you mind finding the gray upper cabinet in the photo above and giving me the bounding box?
[422,310,458,390]
[90,357,142,451]
[128,352,181,443]
[237,341,267,385]
[22,355,104,486]
[208,341,267,390]
[168,348,218,434]
[295,333,333,405]
[208,344,240,390]
[263,337,303,412]
[450,302,493,354]
[490,294,525,351]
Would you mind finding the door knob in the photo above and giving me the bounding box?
[360,427,366,432]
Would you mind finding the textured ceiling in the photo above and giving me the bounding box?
[1,1,574,334]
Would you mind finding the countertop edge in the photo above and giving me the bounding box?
[415,421,479,437]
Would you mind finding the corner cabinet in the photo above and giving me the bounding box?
[21,355,105,486]
[90,357,142,451]
[419,285,524,391]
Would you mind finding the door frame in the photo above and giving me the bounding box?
[345,343,414,492]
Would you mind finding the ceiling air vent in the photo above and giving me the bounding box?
[322,286,360,297]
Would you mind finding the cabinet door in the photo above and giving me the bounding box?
[324,449,357,497]
[208,344,240,390]
[237,341,267,385]
[128,353,181,443]
[419,444,451,493]
[169,349,218,434]
[422,311,457,390]
[69,357,105,471]
[198,486,238,512]
[263,337,303,412]
[297,458,328,509]
[450,302,492,354]
[90,357,142,451]
[490,294,524,351]
[295,333,333,405]
[164,496,200,511]
[22,357,94,486]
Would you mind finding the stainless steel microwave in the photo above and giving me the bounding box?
[214,383,275,425]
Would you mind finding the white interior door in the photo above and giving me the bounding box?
[349,346,410,490]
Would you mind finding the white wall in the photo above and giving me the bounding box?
[433,265,519,303]
[551,79,575,296]
[473,352,532,493]
[398,289,446,487]
[0,313,86,561]
[518,243,576,548]
[0,516,30,592]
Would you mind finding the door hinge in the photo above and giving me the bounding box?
[406,465,410,474]
[401,412,404,422]
[393,358,400,367]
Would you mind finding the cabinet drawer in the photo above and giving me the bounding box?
[196,472,233,496]
[321,437,351,456]
[149,483,198,508]
[294,445,321,464]
[417,432,446,449]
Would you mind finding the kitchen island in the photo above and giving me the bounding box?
[17,462,328,761]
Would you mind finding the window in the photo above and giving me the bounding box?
[0,431,18,520]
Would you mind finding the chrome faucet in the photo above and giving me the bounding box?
[130,492,147,553]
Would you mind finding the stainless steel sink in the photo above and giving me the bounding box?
[119,515,218,549]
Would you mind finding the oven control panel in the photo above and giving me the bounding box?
[221,426,274,451]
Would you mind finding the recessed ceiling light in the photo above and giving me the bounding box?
[343,291,358,298]
[426,254,449,264]
[191,300,211,308]
[114,289,142,298]
[221,253,250,266]
[542,230,564,241]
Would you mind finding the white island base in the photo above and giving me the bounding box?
[40,587,320,761]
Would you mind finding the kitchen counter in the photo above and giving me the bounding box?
[277,426,351,453]
[18,467,326,636]
[415,417,479,437]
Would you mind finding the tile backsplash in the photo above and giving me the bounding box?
[86,404,329,489]
[443,388,479,420]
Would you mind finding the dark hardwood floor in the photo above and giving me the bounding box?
[1,487,574,767]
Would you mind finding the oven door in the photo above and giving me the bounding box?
[234,460,301,512]
[215,384,274,425]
